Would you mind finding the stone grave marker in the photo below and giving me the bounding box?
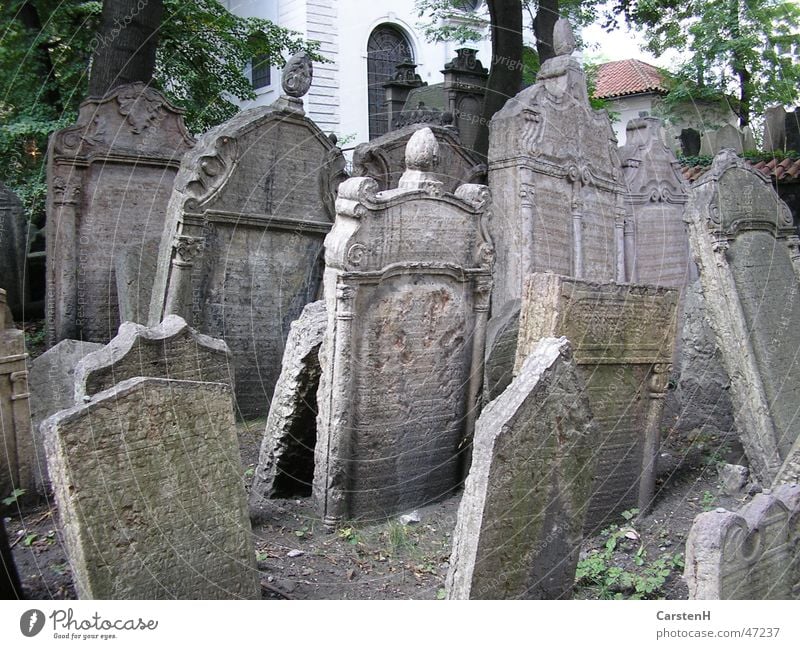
[250,300,326,512]
[0,181,27,318]
[488,18,626,307]
[42,376,259,599]
[516,273,679,529]
[46,83,194,345]
[314,127,494,527]
[0,288,33,498]
[150,54,344,417]
[685,149,800,485]
[482,299,520,404]
[446,337,596,600]
[685,484,800,599]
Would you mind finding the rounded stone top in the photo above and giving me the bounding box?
[282,53,313,98]
[405,127,439,171]
[553,18,576,56]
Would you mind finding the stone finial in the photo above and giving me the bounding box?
[405,127,439,172]
[553,18,576,56]
[282,52,313,98]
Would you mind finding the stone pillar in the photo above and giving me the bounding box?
[162,235,205,321]
[383,60,426,132]
[638,362,671,513]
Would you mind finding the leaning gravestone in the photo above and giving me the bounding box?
[42,376,259,599]
[74,314,232,401]
[482,299,520,404]
[0,182,27,318]
[488,18,626,308]
[352,123,485,193]
[0,288,34,499]
[685,149,800,485]
[446,337,596,600]
[250,300,326,511]
[46,83,194,346]
[684,484,800,599]
[29,339,103,491]
[619,117,690,288]
[314,127,494,527]
[149,54,345,418]
[516,273,679,529]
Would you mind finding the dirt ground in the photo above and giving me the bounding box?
[5,414,752,601]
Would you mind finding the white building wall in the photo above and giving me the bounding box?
[606,94,655,144]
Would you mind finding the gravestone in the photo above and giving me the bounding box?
[352,123,485,193]
[619,117,691,288]
[0,288,33,499]
[314,128,494,527]
[42,376,259,599]
[786,108,800,154]
[441,48,489,153]
[115,238,161,325]
[488,18,626,307]
[684,149,800,485]
[150,54,343,418]
[46,83,194,346]
[516,273,679,529]
[250,300,326,512]
[679,128,701,157]
[0,182,27,318]
[684,484,800,599]
[29,339,103,491]
[762,106,787,153]
[74,315,232,401]
[482,299,521,404]
[446,337,596,600]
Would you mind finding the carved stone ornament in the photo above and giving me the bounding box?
[282,53,313,98]
[553,18,576,56]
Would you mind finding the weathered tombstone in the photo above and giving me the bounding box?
[786,108,800,154]
[679,128,701,157]
[482,299,521,404]
[685,149,800,484]
[0,182,27,319]
[29,339,103,491]
[74,315,232,401]
[42,376,259,599]
[619,117,691,288]
[250,300,326,512]
[446,337,596,600]
[684,484,800,599]
[150,54,342,418]
[46,83,194,346]
[516,273,679,529]
[0,288,34,499]
[441,48,489,153]
[353,123,485,193]
[314,127,494,527]
[114,238,160,324]
[763,106,787,153]
[488,18,626,307]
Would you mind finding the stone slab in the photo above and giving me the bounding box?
[446,337,596,599]
[482,299,520,404]
[0,181,27,318]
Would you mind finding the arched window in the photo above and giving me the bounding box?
[367,25,413,139]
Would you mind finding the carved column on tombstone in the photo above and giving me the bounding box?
[615,207,627,283]
[322,282,357,530]
[519,175,536,281]
[624,216,637,283]
[787,234,800,282]
[465,274,493,461]
[163,234,205,321]
[638,362,671,513]
[47,174,81,346]
[571,190,584,278]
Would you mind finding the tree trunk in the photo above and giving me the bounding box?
[534,0,559,64]
[88,0,164,97]
[17,1,63,113]
[474,0,524,162]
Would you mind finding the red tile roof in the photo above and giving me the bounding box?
[682,157,800,183]
[594,59,668,100]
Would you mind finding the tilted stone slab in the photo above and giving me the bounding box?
[685,150,800,485]
[314,128,494,526]
[685,484,800,599]
[488,19,627,307]
[250,300,326,512]
[482,299,520,404]
[516,273,679,530]
[0,288,33,498]
[74,315,232,402]
[42,377,259,599]
[619,117,691,288]
[352,123,485,193]
[46,83,194,346]
[0,181,27,318]
[149,88,345,417]
[447,337,596,600]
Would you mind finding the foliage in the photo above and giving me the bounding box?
[606,0,800,126]
[0,0,322,224]
[2,488,27,506]
[575,509,684,599]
